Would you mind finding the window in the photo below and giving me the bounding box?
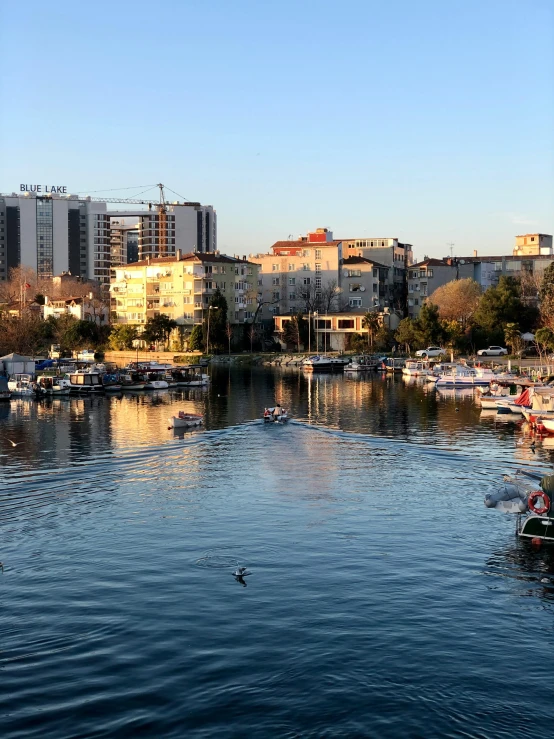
[421,283,427,296]
[288,263,295,271]
[289,293,296,301]
[315,263,321,273]
[272,277,280,285]
[415,298,419,306]
[302,263,310,271]
[349,298,362,308]
[315,249,322,259]
[338,319,354,329]
[183,296,192,304]
[272,264,279,271]
[373,283,378,293]
[273,291,280,300]
[409,284,414,293]
[373,268,377,277]
[427,269,433,277]
[302,249,309,257]
[288,277,296,286]
[348,269,361,277]
[315,277,322,288]
[303,277,311,285]
[350,283,361,292]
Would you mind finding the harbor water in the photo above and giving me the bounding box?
[1,367,554,738]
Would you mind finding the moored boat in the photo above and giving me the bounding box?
[402,359,432,378]
[302,356,333,372]
[8,374,38,397]
[68,371,104,393]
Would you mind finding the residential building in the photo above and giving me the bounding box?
[274,310,400,352]
[340,237,413,311]
[110,250,260,329]
[0,191,110,285]
[513,233,553,257]
[341,256,390,310]
[110,219,140,266]
[43,293,109,324]
[250,229,342,318]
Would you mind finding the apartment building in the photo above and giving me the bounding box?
[110,250,259,328]
[250,229,342,318]
[43,294,109,324]
[341,256,389,310]
[110,219,140,266]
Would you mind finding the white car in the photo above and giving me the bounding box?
[415,346,444,358]
[477,346,508,357]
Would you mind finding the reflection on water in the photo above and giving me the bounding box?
[1,368,554,738]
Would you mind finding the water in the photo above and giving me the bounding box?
[1,368,554,738]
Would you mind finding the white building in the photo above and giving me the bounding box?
[43,293,109,324]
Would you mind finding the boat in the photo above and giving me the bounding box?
[171,366,210,387]
[435,364,496,387]
[142,372,169,390]
[302,356,333,372]
[7,373,38,397]
[68,371,104,393]
[36,375,71,395]
[485,469,554,544]
[402,359,432,378]
[101,373,123,392]
[0,377,11,401]
[521,387,554,422]
[329,357,350,372]
[263,406,289,422]
[384,358,406,373]
[344,355,380,372]
[168,411,203,428]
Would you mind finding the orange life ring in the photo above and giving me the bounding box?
[528,490,551,515]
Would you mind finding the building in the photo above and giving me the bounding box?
[0,191,110,285]
[274,310,400,352]
[110,250,260,329]
[250,229,343,319]
[341,237,413,312]
[513,233,553,257]
[43,293,109,324]
[0,191,217,288]
[341,256,390,310]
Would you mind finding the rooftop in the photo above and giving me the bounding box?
[125,251,257,268]
[342,256,390,269]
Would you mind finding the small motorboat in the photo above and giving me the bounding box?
[168,411,204,429]
[263,406,289,422]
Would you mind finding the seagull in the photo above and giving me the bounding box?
[233,566,251,577]
[5,438,23,447]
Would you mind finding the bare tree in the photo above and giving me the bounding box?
[294,279,346,313]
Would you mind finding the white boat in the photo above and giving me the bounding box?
[36,375,71,395]
[8,374,37,397]
[521,387,554,421]
[263,406,289,422]
[302,355,333,371]
[171,366,210,386]
[168,412,203,428]
[435,364,496,387]
[142,372,169,390]
[402,360,432,377]
[344,355,380,372]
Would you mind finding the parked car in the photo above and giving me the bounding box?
[517,346,537,358]
[415,346,444,358]
[477,346,508,357]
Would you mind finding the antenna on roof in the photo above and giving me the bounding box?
[447,242,455,258]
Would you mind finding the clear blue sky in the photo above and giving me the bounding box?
[1,0,552,260]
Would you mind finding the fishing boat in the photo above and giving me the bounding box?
[171,366,210,387]
[142,371,169,390]
[263,406,289,422]
[521,387,554,422]
[102,373,123,392]
[384,358,406,373]
[7,373,38,397]
[435,364,496,387]
[168,411,203,428]
[485,469,554,544]
[36,375,71,395]
[119,373,146,391]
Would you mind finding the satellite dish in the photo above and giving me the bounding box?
[343,270,349,276]
[459,259,465,264]
[360,286,366,292]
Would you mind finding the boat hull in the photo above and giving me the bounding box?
[168,415,203,428]
[519,514,554,542]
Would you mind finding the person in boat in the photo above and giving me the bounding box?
[264,408,270,418]
[273,405,282,419]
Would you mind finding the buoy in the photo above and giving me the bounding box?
[531,537,542,548]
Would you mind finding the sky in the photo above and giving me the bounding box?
[0,0,552,261]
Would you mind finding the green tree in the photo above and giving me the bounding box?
[282,312,308,351]
[395,318,417,353]
[203,288,228,353]
[429,278,481,327]
[473,276,536,344]
[188,324,204,351]
[362,311,381,351]
[414,303,444,347]
[63,319,99,351]
[504,323,522,355]
[109,325,138,350]
[534,327,554,361]
[539,263,554,329]
[142,314,177,348]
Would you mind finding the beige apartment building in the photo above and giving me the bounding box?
[110,250,259,328]
[513,233,553,256]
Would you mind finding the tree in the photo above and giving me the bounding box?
[414,303,444,347]
[395,318,417,354]
[362,311,380,351]
[504,323,522,355]
[64,319,99,351]
[534,327,554,361]
[539,263,554,329]
[282,312,308,351]
[189,324,204,351]
[429,278,481,327]
[143,314,177,348]
[295,279,346,313]
[109,325,138,350]
[225,322,233,355]
[203,288,228,353]
[473,276,536,343]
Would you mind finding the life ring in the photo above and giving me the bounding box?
[528,490,551,515]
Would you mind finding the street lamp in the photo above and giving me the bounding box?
[206,305,215,355]
[313,311,318,353]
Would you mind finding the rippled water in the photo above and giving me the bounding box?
[1,368,554,738]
